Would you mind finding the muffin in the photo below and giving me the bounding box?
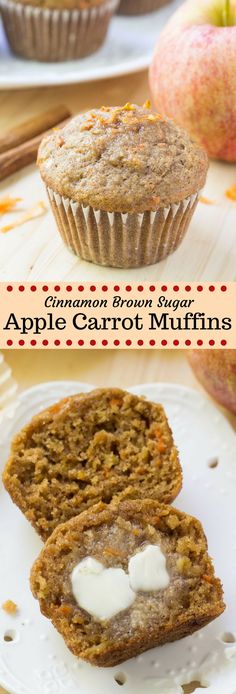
[3,388,182,541]
[30,499,225,667]
[117,0,172,16]
[38,103,208,267]
[0,0,118,62]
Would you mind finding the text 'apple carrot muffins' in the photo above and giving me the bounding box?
[38,103,208,267]
[30,499,225,667]
[117,0,172,16]
[3,388,182,540]
[0,0,118,62]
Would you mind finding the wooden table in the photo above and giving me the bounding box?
[1,348,235,694]
[0,73,236,282]
[2,348,236,429]
[3,348,200,394]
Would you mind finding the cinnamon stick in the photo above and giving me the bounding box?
[0,117,69,182]
[0,105,71,155]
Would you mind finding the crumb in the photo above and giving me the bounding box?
[202,574,216,585]
[166,514,180,530]
[225,184,236,202]
[2,600,18,614]
[103,547,126,558]
[176,556,191,575]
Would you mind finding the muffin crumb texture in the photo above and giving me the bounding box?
[3,388,182,540]
[30,499,225,667]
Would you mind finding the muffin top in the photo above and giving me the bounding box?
[38,103,208,213]
[10,0,106,9]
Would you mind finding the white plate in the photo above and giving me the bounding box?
[0,353,17,422]
[0,1,181,89]
[1,380,236,694]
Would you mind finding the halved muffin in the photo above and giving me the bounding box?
[30,499,225,666]
[3,388,182,540]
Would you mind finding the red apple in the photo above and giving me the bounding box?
[187,350,236,414]
[149,0,236,161]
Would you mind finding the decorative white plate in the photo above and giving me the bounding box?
[0,1,181,89]
[1,380,236,694]
[0,353,18,424]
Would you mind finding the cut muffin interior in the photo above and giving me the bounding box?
[30,499,225,667]
[117,0,171,16]
[3,388,182,540]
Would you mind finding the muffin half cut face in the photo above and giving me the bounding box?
[3,388,182,540]
[30,499,225,667]
[38,103,208,268]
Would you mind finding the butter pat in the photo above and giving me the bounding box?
[128,545,170,592]
[71,545,170,621]
[71,557,135,621]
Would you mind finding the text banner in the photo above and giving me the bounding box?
[0,282,234,349]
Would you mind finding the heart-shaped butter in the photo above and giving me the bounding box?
[71,545,170,621]
[128,545,170,592]
[71,557,136,621]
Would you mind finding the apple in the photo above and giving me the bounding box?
[149,0,236,161]
[187,349,236,414]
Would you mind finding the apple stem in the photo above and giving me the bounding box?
[223,0,231,25]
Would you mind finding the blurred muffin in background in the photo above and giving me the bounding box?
[117,0,172,16]
[0,0,118,62]
[187,350,236,416]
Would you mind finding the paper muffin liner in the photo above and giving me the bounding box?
[0,0,118,61]
[47,187,199,268]
[117,0,170,15]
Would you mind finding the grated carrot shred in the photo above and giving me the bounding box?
[143,99,151,109]
[103,547,126,558]
[199,195,215,205]
[225,184,236,202]
[0,201,47,233]
[202,574,215,585]
[0,197,22,215]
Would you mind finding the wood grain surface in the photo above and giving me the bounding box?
[0,72,236,281]
[2,349,236,429]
